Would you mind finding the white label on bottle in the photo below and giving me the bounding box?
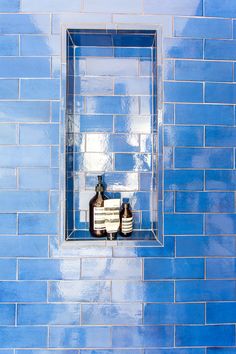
[122,217,133,233]
[94,207,105,230]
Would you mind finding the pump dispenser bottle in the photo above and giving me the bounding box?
[89,175,108,237]
[120,202,133,237]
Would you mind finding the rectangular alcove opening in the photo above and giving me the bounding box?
[65,28,163,244]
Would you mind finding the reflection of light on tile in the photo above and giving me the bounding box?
[84,153,112,172]
[86,134,109,152]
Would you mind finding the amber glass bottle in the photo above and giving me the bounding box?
[89,175,108,237]
[120,202,133,237]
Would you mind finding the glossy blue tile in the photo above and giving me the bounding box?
[164,60,174,80]
[164,104,174,124]
[114,115,151,134]
[75,46,113,57]
[81,258,141,280]
[175,17,232,39]
[22,0,82,11]
[175,104,234,125]
[0,15,50,34]
[0,327,47,348]
[0,281,47,302]
[0,146,50,167]
[50,326,111,348]
[0,101,50,122]
[175,148,233,168]
[0,0,19,11]
[0,36,18,56]
[86,172,139,192]
[164,38,203,59]
[144,0,202,14]
[145,350,205,354]
[176,236,236,257]
[18,304,80,325]
[0,168,16,189]
[176,280,236,301]
[0,305,15,325]
[206,214,236,235]
[206,83,236,104]
[144,258,204,280]
[114,77,151,95]
[20,124,59,145]
[207,302,236,324]
[17,351,77,354]
[81,304,142,325]
[114,47,151,58]
[164,214,203,235]
[0,237,48,257]
[175,60,233,81]
[86,58,138,76]
[19,259,81,280]
[144,303,204,324]
[205,0,236,17]
[206,259,236,279]
[207,350,236,354]
[164,170,204,191]
[21,79,60,99]
[176,191,235,212]
[115,153,151,172]
[19,168,58,190]
[75,77,113,95]
[206,170,236,190]
[205,40,236,60]
[164,82,203,103]
[0,260,16,280]
[164,147,173,168]
[206,127,236,147]
[19,213,57,235]
[20,35,60,56]
[164,126,203,146]
[86,96,139,115]
[0,80,18,99]
[84,0,141,12]
[79,115,113,133]
[176,325,235,347]
[49,280,111,302]
[0,58,50,78]
[0,124,16,144]
[112,281,174,302]
[112,326,174,348]
[86,134,140,153]
[81,351,142,354]
[0,191,48,212]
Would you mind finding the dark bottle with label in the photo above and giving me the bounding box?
[120,202,133,237]
[89,175,108,237]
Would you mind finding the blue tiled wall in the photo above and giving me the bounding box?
[0,0,235,352]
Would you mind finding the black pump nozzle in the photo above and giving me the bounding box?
[95,175,104,192]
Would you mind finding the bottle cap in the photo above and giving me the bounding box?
[95,175,104,192]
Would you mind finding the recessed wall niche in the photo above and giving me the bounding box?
[64,28,163,243]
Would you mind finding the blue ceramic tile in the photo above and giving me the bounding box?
[164,38,203,59]
[81,351,142,354]
[79,115,113,133]
[175,17,232,39]
[50,326,111,348]
[20,35,60,56]
[164,104,174,124]
[0,0,19,11]
[86,172,139,192]
[114,115,151,134]
[19,168,58,190]
[0,80,18,99]
[175,60,233,82]
[175,148,233,168]
[164,192,174,212]
[112,280,174,302]
[0,58,50,78]
[145,350,205,354]
[144,0,202,14]
[0,101,50,122]
[75,77,113,95]
[114,47,152,58]
[0,237,48,257]
[86,134,140,153]
[49,281,111,302]
[140,173,152,190]
[164,60,174,80]
[176,280,236,301]
[164,82,203,103]
[19,259,81,280]
[206,83,236,104]
[144,258,204,280]
[86,58,138,76]
[74,152,112,172]
[0,191,48,212]
[17,351,77,354]
[205,40,236,60]
[81,258,141,280]
[18,304,80,325]
[115,153,151,172]
[81,304,142,325]
[207,303,236,323]
[0,260,16,280]
[164,170,204,191]
[176,191,235,212]
[206,127,236,147]
[20,124,59,145]
[0,124,17,144]
[19,213,58,235]
[0,305,15,325]
[206,214,236,235]
[144,303,204,324]
[164,214,203,235]
[51,101,60,122]
[176,325,235,347]
[206,170,236,190]
[0,36,18,56]
[175,104,234,125]
[0,327,47,348]
[22,0,82,11]
[206,259,236,279]
[84,0,141,12]
[21,79,60,99]
[0,168,16,189]
[205,0,236,17]
[164,126,203,146]
[75,46,113,57]
[112,326,174,348]
[176,236,236,257]
[0,15,50,34]
[0,281,47,302]
[164,147,173,168]
[86,96,139,115]
[207,350,236,354]
[114,77,151,95]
